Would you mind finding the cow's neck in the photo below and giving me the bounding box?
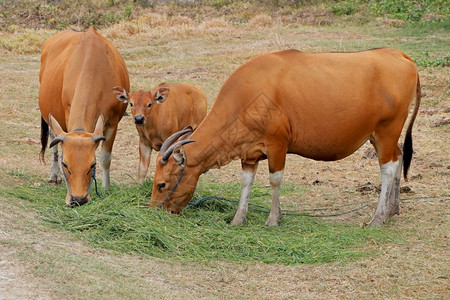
[185,99,253,173]
[67,92,100,132]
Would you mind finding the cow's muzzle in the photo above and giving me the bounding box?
[69,196,89,207]
[134,115,145,125]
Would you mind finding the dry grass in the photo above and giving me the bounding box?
[0,27,55,54]
[0,9,449,299]
[248,14,275,27]
[101,13,236,42]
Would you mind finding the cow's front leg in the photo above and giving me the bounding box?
[230,161,258,225]
[265,146,286,226]
[48,131,62,184]
[100,126,118,189]
[138,140,152,183]
[100,151,112,189]
[265,170,284,226]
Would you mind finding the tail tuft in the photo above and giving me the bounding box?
[402,74,421,180]
[403,131,413,181]
[40,117,49,164]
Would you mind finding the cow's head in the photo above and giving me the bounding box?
[113,86,170,126]
[48,114,105,207]
[149,127,199,214]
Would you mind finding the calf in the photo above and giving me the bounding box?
[113,83,207,182]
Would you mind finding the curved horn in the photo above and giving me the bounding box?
[49,136,66,148]
[92,135,106,143]
[159,126,194,153]
[161,139,195,164]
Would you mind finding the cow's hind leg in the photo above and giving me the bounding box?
[48,131,62,184]
[369,137,403,226]
[230,161,258,225]
[387,154,402,218]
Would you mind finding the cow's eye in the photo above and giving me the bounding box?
[87,162,96,175]
[129,102,134,107]
[62,162,71,175]
[147,103,152,108]
[157,183,166,193]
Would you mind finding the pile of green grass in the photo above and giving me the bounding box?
[3,170,396,265]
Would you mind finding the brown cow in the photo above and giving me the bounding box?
[149,48,421,227]
[112,83,207,182]
[39,27,130,207]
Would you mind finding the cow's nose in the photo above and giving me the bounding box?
[70,196,89,207]
[134,115,145,125]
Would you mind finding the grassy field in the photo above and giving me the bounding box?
[0,1,449,299]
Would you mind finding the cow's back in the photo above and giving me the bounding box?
[159,82,207,129]
[202,48,418,161]
[273,49,418,160]
[39,30,81,130]
[174,83,207,128]
[39,27,129,132]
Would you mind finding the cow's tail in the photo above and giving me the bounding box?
[40,116,48,164]
[403,75,421,181]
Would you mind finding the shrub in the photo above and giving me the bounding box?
[368,0,450,22]
[332,1,358,16]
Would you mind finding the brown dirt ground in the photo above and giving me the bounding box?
[0,19,449,299]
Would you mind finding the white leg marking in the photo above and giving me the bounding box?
[49,131,62,184]
[100,151,112,189]
[231,164,258,225]
[369,160,399,226]
[265,170,284,226]
[388,155,402,217]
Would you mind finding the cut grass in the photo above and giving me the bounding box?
[2,171,397,265]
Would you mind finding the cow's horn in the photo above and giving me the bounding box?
[159,126,193,153]
[161,139,194,164]
[49,136,66,148]
[92,135,106,143]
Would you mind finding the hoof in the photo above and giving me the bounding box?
[230,219,245,226]
[367,216,385,227]
[265,221,279,227]
[48,175,62,184]
[230,213,246,225]
[387,207,400,218]
[265,216,281,226]
[265,212,282,226]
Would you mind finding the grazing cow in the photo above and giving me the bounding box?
[149,48,421,227]
[39,27,130,207]
[112,83,207,182]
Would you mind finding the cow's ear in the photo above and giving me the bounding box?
[112,86,129,103]
[92,114,105,136]
[48,114,66,136]
[172,144,187,168]
[154,87,170,104]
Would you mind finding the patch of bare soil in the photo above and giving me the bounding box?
[0,202,51,299]
[0,248,38,299]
